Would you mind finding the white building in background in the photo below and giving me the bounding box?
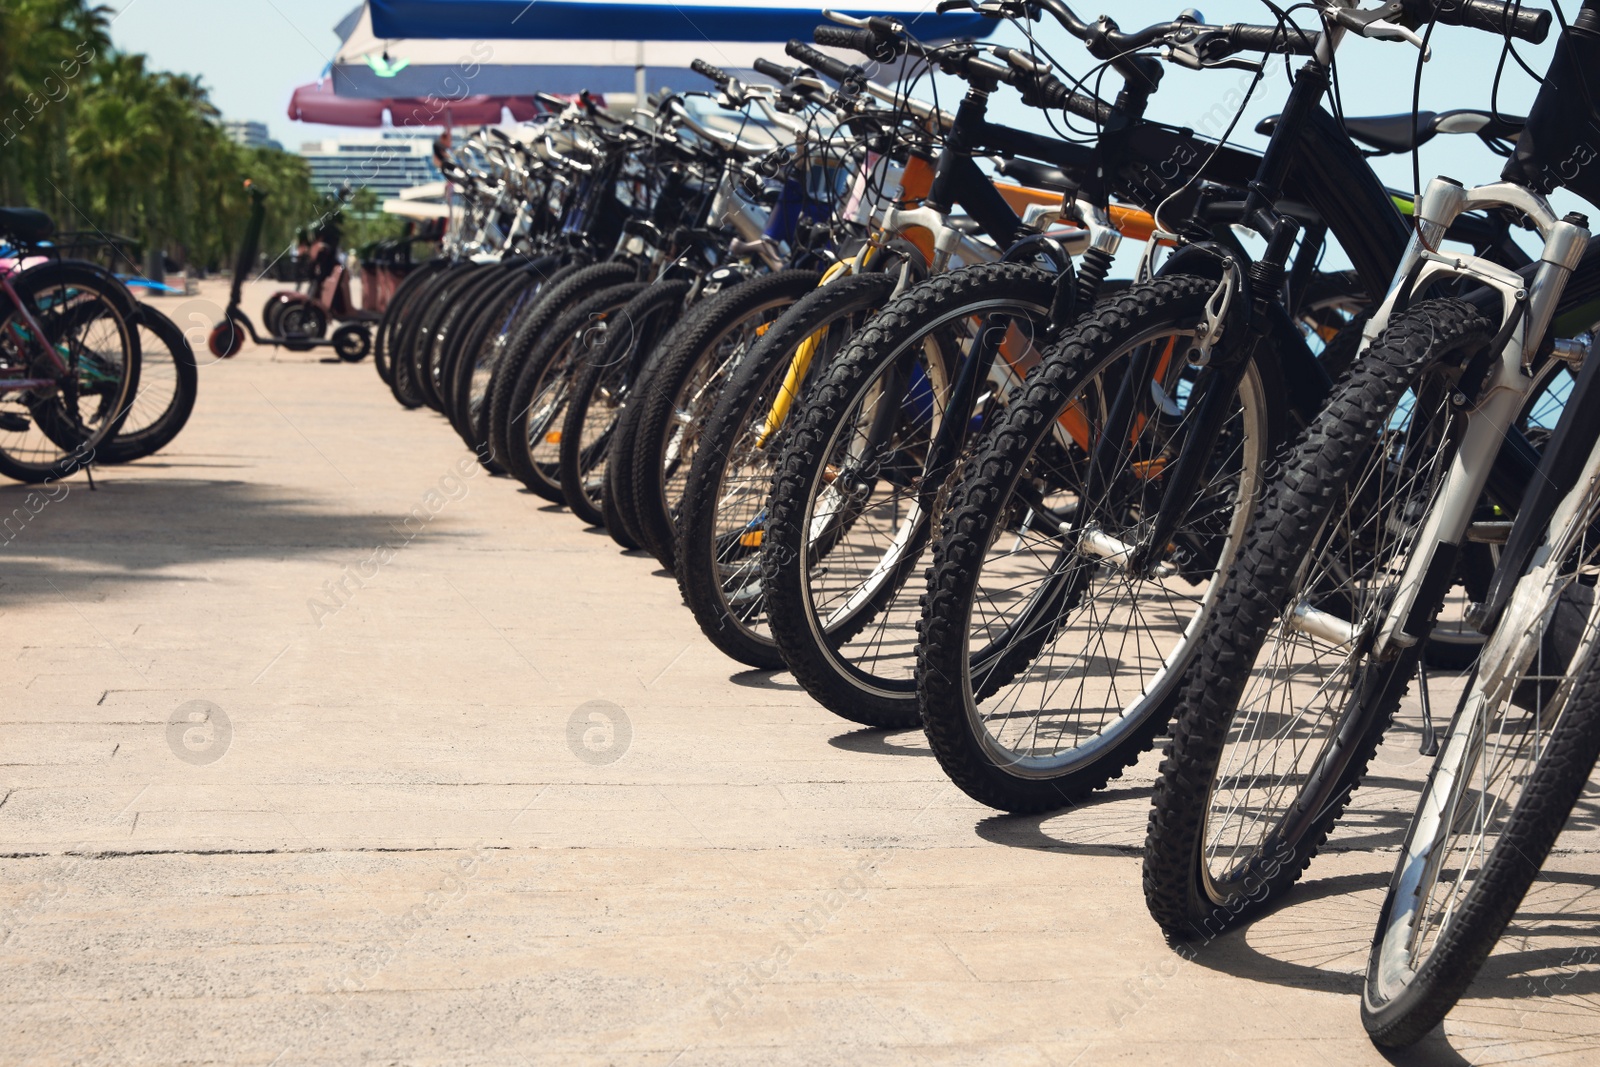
[298,131,442,202]
[222,119,283,152]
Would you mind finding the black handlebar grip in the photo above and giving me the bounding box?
[1040,77,1113,125]
[1435,0,1551,44]
[785,39,859,85]
[690,57,732,85]
[753,58,798,84]
[814,25,876,53]
[813,24,901,62]
[1227,23,1322,54]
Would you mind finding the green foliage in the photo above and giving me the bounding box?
[0,0,322,271]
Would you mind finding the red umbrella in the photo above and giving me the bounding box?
[286,80,540,127]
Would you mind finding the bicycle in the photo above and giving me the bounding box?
[1130,6,1600,1046]
[0,206,141,483]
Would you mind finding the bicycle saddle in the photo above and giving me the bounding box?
[1255,109,1526,154]
[0,207,54,244]
[996,157,1074,193]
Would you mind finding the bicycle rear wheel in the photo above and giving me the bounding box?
[98,304,197,464]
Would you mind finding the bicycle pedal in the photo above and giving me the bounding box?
[1466,521,1513,544]
[0,411,29,433]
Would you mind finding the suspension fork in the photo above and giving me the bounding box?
[1370,182,1589,657]
[1120,244,1278,580]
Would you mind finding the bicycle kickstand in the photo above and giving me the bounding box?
[1416,658,1440,757]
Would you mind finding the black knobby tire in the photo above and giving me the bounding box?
[605,299,695,552]
[486,260,636,477]
[675,272,896,669]
[391,263,470,409]
[558,279,691,528]
[99,304,199,464]
[500,280,644,500]
[603,397,647,549]
[760,263,1056,728]
[1142,299,1493,940]
[449,258,569,460]
[630,269,823,569]
[419,265,504,412]
[438,266,529,437]
[1362,643,1600,1046]
[375,259,448,386]
[403,263,491,410]
[918,276,1285,811]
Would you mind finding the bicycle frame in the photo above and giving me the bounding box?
[0,267,82,393]
[754,144,1102,445]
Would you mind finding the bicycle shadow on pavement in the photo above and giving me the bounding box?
[0,477,466,606]
[1174,865,1600,1061]
[728,668,803,692]
[828,726,934,758]
[970,787,1154,855]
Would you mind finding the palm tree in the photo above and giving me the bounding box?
[0,0,322,274]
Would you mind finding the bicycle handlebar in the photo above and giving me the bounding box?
[753,58,800,84]
[1416,0,1550,42]
[690,57,733,87]
[813,24,901,63]
[988,46,1113,123]
[809,23,1113,123]
[785,39,863,86]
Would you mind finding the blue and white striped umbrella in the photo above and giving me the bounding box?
[367,1,990,41]
[335,0,991,99]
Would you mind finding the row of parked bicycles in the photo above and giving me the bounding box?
[372,0,1600,1047]
[0,209,199,484]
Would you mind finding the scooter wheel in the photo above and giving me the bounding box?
[280,302,328,339]
[332,323,372,363]
[262,294,295,335]
[208,321,245,359]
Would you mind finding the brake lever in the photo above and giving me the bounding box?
[1332,2,1431,58]
[1162,33,1265,72]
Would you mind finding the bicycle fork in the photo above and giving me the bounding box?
[1311,177,1590,661]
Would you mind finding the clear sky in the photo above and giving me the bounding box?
[106,0,1584,229]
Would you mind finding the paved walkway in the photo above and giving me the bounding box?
[1,279,1597,1065]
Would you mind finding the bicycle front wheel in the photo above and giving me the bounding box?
[761,262,1057,727]
[676,271,898,669]
[1143,299,1493,939]
[919,275,1284,811]
[1363,474,1600,1047]
[0,261,141,482]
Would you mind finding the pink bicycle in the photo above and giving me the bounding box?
[0,206,141,483]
